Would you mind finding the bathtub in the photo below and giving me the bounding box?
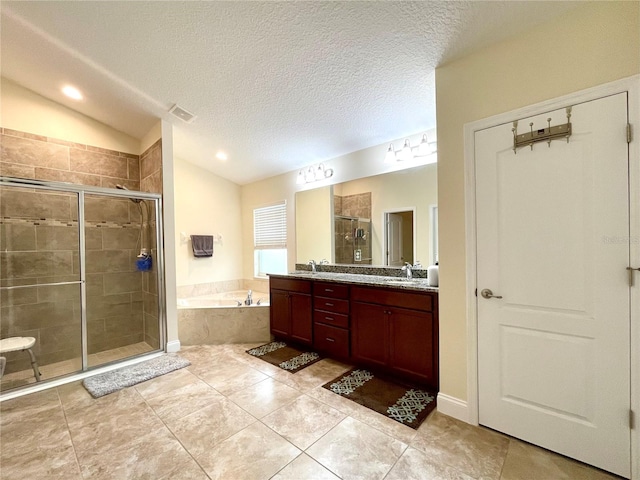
[177,290,271,345]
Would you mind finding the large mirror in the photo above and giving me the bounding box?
[295,163,437,267]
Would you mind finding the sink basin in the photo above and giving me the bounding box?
[384,279,418,286]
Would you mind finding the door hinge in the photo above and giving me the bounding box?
[630,409,635,429]
[627,123,632,144]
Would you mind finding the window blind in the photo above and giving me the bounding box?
[254,201,287,250]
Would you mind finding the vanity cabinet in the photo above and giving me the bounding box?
[351,286,438,388]
[313,282,350,359]
[269,277,313,346]
[269,275,438,389]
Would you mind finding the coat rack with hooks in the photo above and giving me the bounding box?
[512,106,572,154]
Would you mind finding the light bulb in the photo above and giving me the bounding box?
[315,163,325,181]
[296,170,305,185]
[384,144,396,163]
[400,140,413,161]
[417,134,431,157]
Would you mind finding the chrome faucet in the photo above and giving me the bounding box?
[308,260,317,273]
[320,259,329,265]
[401,262,413,280]
[244,289,253,305]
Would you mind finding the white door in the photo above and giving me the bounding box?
[386,213,403,266]
[476,93,631,477]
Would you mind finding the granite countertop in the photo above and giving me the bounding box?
[270,271,438,293]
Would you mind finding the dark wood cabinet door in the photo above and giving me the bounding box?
[389,307,435,386]
[351,301,388,367]
[270,289,290,337]
[289,293,313,345]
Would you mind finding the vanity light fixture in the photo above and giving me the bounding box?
[385,133,437,163]
[296,162,334,185]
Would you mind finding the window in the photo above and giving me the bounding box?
[253,201,287,278]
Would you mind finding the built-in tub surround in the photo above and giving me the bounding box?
[177,290,270,345]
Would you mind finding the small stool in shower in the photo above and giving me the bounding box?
[0,337,42,382]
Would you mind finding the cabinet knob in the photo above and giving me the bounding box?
[326,337,335,342]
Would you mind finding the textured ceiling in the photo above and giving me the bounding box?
[1,1,580,185]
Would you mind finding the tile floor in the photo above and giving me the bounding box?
[0,343,620,479]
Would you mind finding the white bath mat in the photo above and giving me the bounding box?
[82,354,190,398]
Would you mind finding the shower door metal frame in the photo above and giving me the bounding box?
[0,176,166,379]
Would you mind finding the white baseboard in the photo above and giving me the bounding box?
[437,393,471,424]
[166,340,181,353]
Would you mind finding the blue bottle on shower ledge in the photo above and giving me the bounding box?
[136,250,153,272]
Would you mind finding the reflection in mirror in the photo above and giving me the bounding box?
[295,163,437,267]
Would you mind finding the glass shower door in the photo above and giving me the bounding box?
[0,185,83,391]
[83,193,159,368]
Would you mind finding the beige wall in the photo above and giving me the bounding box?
[436,1,640,401]
[1,78,140,154]
[174,158,243,287]
[296,185,333,263]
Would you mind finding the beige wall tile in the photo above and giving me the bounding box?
[1,224,37,251]
[1,189,74,220]
[140,143,162,179]
[85,249,133,274]
[1,300,79,331]
[84,196,130,223]
[1,162,35,178]
[35,225,79,251]
[101,227,139,250]
[1,251,75,279]
[70,149,128,179]
[128,158,140,181]
[34,167,102,187]
[86,292,134,320]
[141,170,163,194]
[103,271,143,294]
[1,134,70,170]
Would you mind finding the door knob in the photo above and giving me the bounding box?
[480,288,503,299]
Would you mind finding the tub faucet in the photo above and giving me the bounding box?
[401,262,413,280]
[244,290,253,305]
[308,260,317,273]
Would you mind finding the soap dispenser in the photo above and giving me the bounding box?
[427,262,439,287]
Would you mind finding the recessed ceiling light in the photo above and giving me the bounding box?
[215,151,228,161]
[62,85,83,101]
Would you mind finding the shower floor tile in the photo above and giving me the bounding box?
[0,344,621,480]
[0,342,155,391]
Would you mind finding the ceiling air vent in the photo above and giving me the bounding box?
[168,104,196,124]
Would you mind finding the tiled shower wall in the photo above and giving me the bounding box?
[0,129,161,374]
[333,192,372,265]
[140,139,162,348]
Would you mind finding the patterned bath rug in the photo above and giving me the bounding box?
[322,368,437,429]
[246,341,322,373]
[83,354,191,398]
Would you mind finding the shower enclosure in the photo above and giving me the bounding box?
[0,177,165,393]
[334,215,372,264]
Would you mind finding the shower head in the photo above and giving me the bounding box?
[115,184,142,203]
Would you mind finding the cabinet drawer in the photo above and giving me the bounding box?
[314,323,349,358]
[314,282,349,299]
[270,277,311,294]
[351,286,433,312]
[314,296,349,314]
[314,310,349,329]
